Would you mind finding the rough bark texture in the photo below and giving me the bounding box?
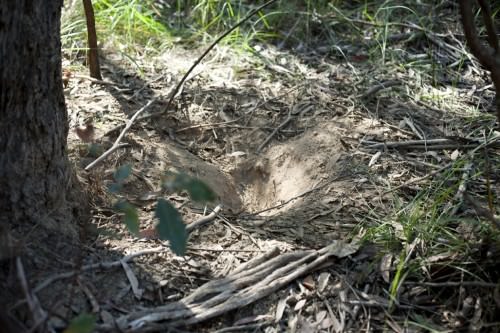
[0,2,76,238]
[0,4,88,329]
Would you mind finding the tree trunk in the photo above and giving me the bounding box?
[0,2,78,244]
[0,3,89,329]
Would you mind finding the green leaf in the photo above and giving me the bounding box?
[162,172,215,203]
[161,171,189,192]
[64,313,95,333]
[155,199,187,256]
[114,164,132,183]
[115,201,139,236]
[87,143,103,158]
[185,179,216,202]
[107,182,122,193]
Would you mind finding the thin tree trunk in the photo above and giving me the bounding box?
[83,0,102,80]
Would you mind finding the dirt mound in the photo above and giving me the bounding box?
[232,122,344,213]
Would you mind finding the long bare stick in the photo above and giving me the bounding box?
[85,99,156,170]
[103,0,279,138]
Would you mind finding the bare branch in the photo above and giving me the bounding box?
[478,0,499,53]
[459,0,494,69]
[459,0,500,125]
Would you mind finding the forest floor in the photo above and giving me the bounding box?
[20,2,500,332]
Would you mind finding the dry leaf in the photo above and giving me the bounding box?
[297,315,316,333]
[303,275,315,291]
[315,310,327,324]
[275,296,288,322]
[294,299,307,311]
[75,123,95,142]
[317,272,330,293]
[369,151,382,167]
[380,254,393,283]
[121,260,143,299]
[233,315,273,326]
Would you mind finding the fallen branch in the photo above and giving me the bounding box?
[31,246,166,295]
[96,240,359,332]
[357,80,401,100]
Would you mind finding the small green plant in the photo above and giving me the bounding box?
[108,164,215,256]
[64,313,96,333]
[361,156,496,307]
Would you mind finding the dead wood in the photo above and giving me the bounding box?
[96,241,359,332]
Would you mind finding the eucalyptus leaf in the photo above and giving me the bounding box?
[115,201,139,236]
[155,198,187,256]
[162,172,215,203]
[114,164,132,183]
[185,179,216,202]
[107,182,122,193]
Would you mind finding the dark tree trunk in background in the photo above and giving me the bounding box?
[0,2,77,242]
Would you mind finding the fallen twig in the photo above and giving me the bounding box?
[362,138,455,149]
[176,118,242,133]
[85,100,156,170]
[256,109,293,153]
[139,205,223,240]
[383,134,499,194]
[443,163,473,215]
[383,161,455,195]
[31,247,166,295]
[243,176,343,218]
[405,280,498,288]
[186,205,222,232]
[397,144,477,150]
[84,143,129,170]
[17,257,49,333]
[357,80,401,100]
[73,74,125,87]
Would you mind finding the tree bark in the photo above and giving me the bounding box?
[0,4,90,329]
[83,0,102,80]
[0,2,77,238]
